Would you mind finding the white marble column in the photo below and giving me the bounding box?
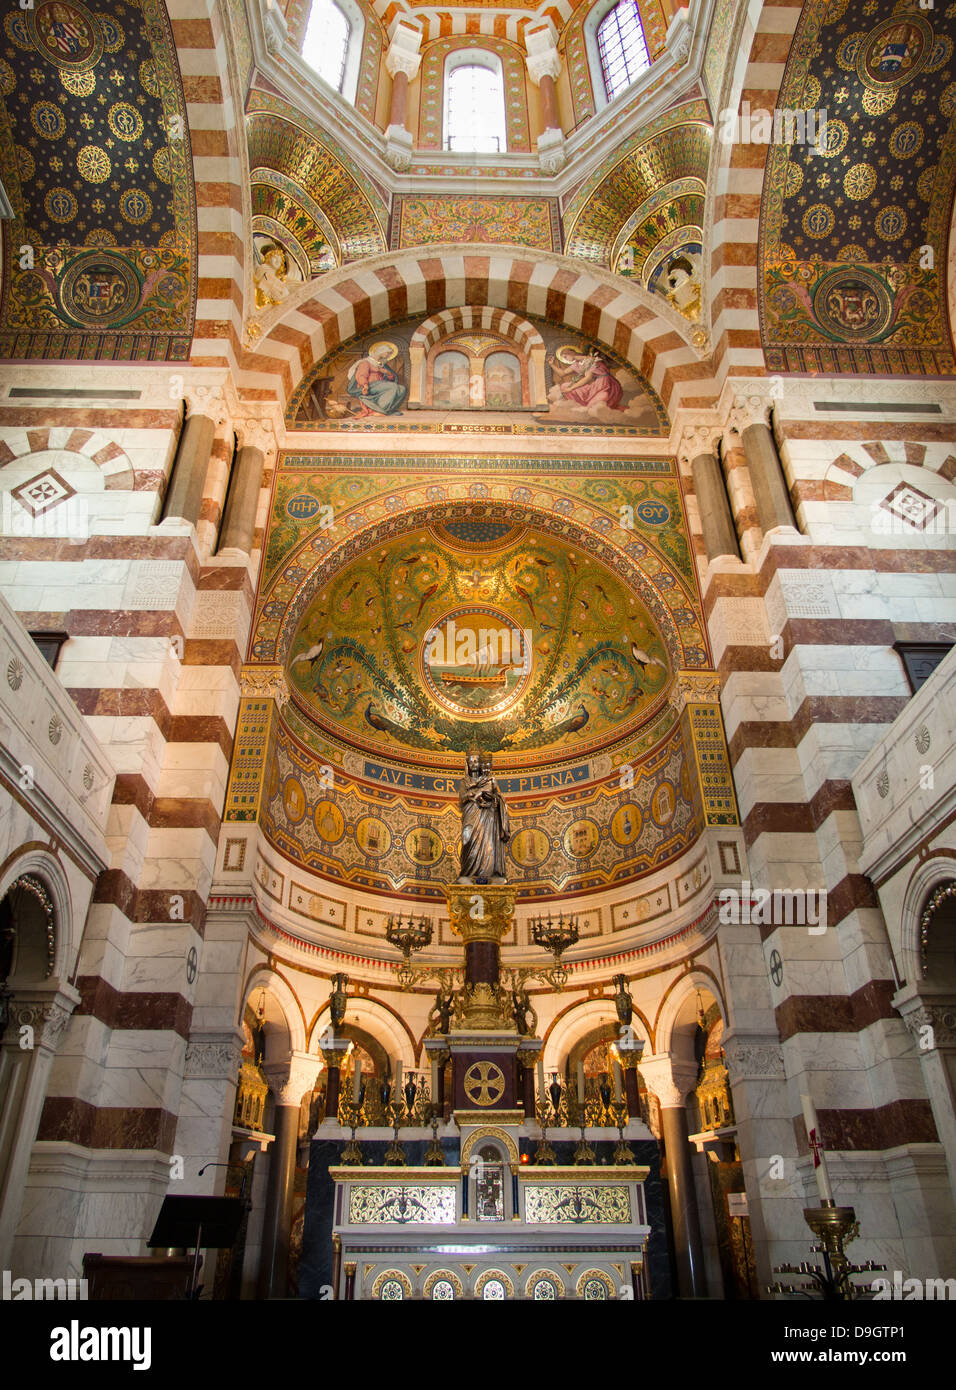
[0,981,78,1270]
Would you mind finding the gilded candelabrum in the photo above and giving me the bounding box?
[768,1204,886,1300]
[570,1097,596,1166]
[383,1101,407,1166]
[340,1083,364,1165]
[424,1102,445,1166]
[610,1100,635,1164]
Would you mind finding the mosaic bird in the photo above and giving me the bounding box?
[291,638,324,668]
[630,642,665,671]
[514,583,536,619]
[364,702,409,739]
[416,583,438,616]
[550,704,590,739]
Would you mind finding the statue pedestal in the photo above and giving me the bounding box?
[444,883,516,1032]
[442,884,532,1126]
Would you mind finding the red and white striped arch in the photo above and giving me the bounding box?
[236,244,721,414]
[409,307,545,356]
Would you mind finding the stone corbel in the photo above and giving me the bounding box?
[262,0,288,56]
[664,6,692,65]
[384,125,415,172]
[537,127,567,174]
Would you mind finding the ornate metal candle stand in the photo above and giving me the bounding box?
[570,1097,596,1166]
[424,1102,445,1166]
[383,1101,407,1166]
[610,1100,635,1165]
[768,1204,886,1300]
[340,1085,364,1166]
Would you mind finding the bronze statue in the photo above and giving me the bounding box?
[613,973,633,1027]
[329,972,349,1028]
[457,751,511,884]
[511,982,537,1037]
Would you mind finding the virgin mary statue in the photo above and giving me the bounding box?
[457,752,510,884]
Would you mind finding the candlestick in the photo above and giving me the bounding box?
[613,1059,623,1104]
[536,1057,545,1111]
[576,1061,585,1103]
[800,1092,834,1204]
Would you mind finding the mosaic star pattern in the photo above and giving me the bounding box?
[0,0,196,359]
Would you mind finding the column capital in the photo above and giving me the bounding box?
[638,1053,699,1107]
[262,0,288,56]
[184,385,229,428]
[263,1049,322,1106]
[897,996,956,1050]
[385,19,422,81]
[3,980,79,1051]
[526,48,562,86]
[720,1030,786,1081]
[184,1028,245,1080]
[235,416,275,454]
[728,392,773,435]
[669,668,722,713]
[676,423,722,467]
[240,663,289,707]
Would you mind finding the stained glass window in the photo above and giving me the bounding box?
[597,0,651,101]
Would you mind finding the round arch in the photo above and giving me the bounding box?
[0,848,74,982]
[900,856,956,985]
[241,965,308,1056]
[653,967,725,1061]
[542,995,653,1072]
[240,244,717,416]
[308,991,417,1067]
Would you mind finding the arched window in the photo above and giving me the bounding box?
[596,0,650,101]
[301,0,364,102]
[444,53,507,153]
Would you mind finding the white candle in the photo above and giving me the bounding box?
[395,1059,403,1095]
[576,1061,585,1103]
[536,1058,545,1108]
[352,1057,361,1105]
[800,1093,833,1204]
[430,1055,439,1103]
[613,1060,623,1104]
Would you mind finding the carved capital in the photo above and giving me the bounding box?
[669,668,722,712]
[677,423,722,467]
[898,998,956,1050]
[728,392,773,436]
[5,989,76,1051]
[184,385,229,429]
[384,124,415,172]
[264,1050,323,1106]
[385,20,422,81]
[262,0,288,56]
[526,49,562,86]
[240,664,289,707]
[721,1034,786,1080]
[639,1053,697,1107]
[537,127,566,173]
[185,1029,245,1080]
[235,416,275,454]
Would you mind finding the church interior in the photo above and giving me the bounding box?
[0,0,955,1306]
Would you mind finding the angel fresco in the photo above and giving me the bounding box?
[546,347,625,413]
